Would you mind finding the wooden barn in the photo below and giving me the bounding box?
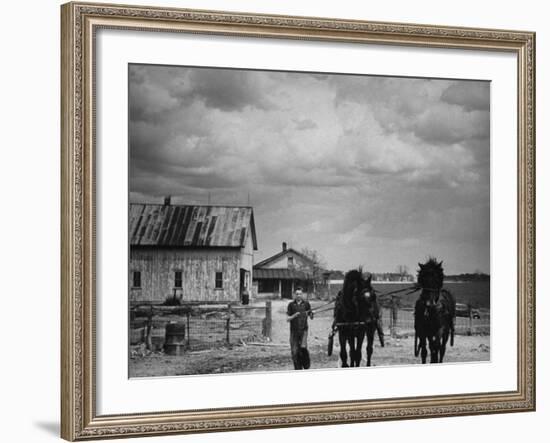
[129,201,257,304]
[253,243,315,299]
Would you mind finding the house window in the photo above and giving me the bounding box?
[258,279,276,293]
[174,271,182,288]
[288,256,294,267]
[132,271,141,288]
[215,272,223,289]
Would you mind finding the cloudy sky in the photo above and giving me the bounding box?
[129,64,490,275]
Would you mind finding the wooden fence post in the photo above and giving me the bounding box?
[388,306,393,336]
[225,304,231,345]
[390,296,398,338]
[186,311,190,348]
[264,300,272,340]
[145,305,153,351]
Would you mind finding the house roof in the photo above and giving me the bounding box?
[129,203,257,249]
[253,268,309,280]
[254,247,314,269]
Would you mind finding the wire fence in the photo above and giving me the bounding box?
[379,306,490,337]
[130,302,272,352]
[130,299,489,356]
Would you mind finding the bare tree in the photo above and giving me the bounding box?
[395,264,411,282]
[396,264,409,276]
[299,247,327,294]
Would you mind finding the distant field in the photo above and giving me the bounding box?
[372,281,490,310]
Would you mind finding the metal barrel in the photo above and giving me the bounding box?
[164,322,187,356]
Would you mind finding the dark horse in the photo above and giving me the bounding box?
[333,270,381,367]
[414,258,456,364]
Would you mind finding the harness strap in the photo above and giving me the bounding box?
[375,285,417,297]
[335,321,367,327]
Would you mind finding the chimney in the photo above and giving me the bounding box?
[164,196,171,206]
[282,242,287,252]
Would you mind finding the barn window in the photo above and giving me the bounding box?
[288,256,294,267]
[215,272,223,289]
[132,271,141,288]
[174,271,182,288]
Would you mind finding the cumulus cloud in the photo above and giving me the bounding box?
[441,81,490,112]
[129,64,490,274]
[293,118,318,131]
[185,69,274,111]
[410,104,489,145]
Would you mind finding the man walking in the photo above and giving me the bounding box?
[287,287,314,370]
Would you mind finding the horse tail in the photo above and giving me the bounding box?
[327,330,334,356]
[442,289,456,347]
[414,332,419,357]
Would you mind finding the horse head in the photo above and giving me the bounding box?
[342,269,364,301]
[417,257,444,305]
[359,274,379,321]
[338,269,369,320]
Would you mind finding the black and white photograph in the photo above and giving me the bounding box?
[128,63,491,377]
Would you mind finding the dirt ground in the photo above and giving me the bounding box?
[129,300,490,378]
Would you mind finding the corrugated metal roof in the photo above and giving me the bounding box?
[130,204,257,249]
[253,269,309,280]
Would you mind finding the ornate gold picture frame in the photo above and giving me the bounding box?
[61,2,535,440]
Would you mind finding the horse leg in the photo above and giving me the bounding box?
[347,332,355,368]
[355,332,364,367]
[349,333,357,368]
[428,335,439,363]
[420,336,428,364]
[377,319,385,347]
[339,332,349,367]
[366,327,374,367]
[450,319,455,347]
[439,329,449,363]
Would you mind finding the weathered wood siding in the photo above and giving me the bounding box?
[130,248,241,303]
[240,230,255,294]
[240,230,254,272]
